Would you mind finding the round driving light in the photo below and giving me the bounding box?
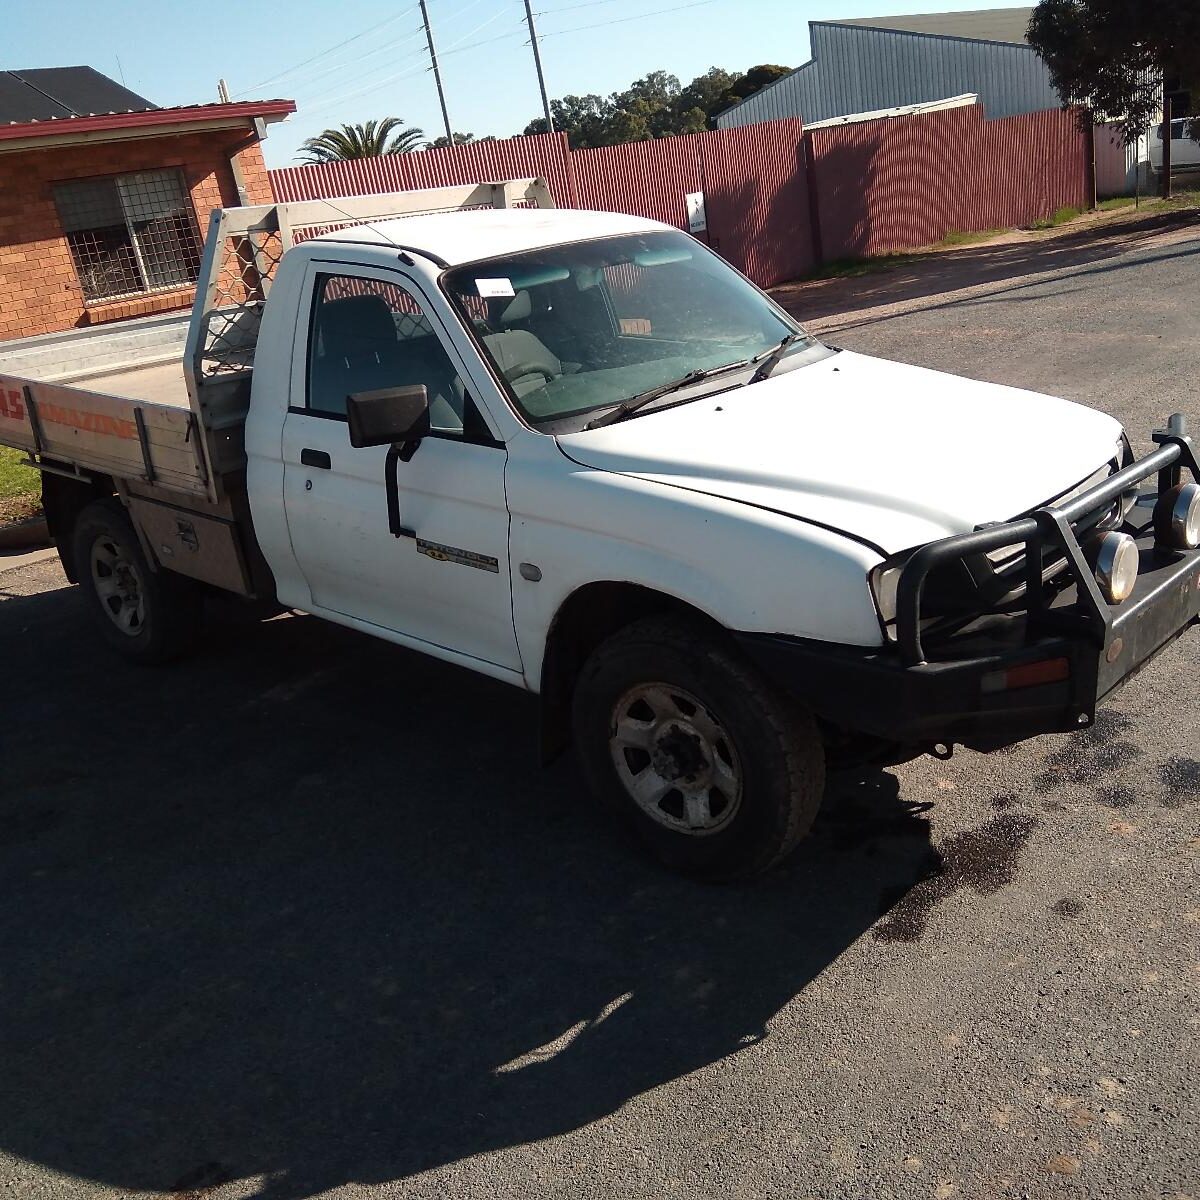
[1153,482,1200,550]
[1087,531,1139,604]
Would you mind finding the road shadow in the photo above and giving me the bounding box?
[773,208,1200,326]
[0,585,939,1197]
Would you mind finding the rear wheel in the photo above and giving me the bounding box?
[573,616,825,881]
[72,500,202,663]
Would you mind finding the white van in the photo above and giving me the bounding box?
[1149,117,1200,176]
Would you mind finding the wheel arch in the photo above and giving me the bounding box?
[41,467,117,583]
[538,580,724,763]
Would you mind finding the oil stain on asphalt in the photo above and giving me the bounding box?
[873,813,1039,943]
[1157,756,1200,807]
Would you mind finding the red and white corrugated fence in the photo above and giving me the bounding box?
[268,104,1091,287]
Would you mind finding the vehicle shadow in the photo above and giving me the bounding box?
[0,586,939,1198]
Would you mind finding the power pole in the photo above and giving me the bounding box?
[1160,93,1173,200]
[523,0,554,132]
[419,0,453,144]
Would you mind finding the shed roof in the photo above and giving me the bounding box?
[831,7,1035,45]
[0,66,294,152]
[0,66,156,123]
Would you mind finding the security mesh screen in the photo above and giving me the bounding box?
[54,169,202,302]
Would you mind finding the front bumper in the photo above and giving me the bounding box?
[737,418,1200,752]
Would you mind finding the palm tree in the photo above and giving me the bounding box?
[298,118,426,163]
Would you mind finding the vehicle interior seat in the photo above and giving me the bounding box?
[313,293,465,429]
[482,290,574,396]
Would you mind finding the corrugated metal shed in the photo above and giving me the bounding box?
[717,15,1059,129]
[836,7,1033,44]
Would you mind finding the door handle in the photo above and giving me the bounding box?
[301,448,331,469]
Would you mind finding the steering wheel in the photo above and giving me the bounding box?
[504,362,556,386]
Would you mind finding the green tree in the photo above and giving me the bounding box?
[524,94,615,147]
[714,64,792,119]
[1027,0,1199,142]
[298,117,426,163]
[521,64,793,147]
[425,132,496,149]
[613,71,684,139]
[675,66,738,130]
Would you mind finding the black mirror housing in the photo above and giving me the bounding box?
[346,385,430,448]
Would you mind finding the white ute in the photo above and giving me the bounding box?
[3,179,1199,879]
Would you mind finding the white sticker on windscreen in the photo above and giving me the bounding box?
[476,277,516,298]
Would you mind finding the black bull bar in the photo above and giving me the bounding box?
[898,416,1199,660]
[738,415,1200,752]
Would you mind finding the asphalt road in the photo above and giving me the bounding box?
[2,222,1198,1200]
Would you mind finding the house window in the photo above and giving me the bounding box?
[53,169,203,303]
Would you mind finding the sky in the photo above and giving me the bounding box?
[9,0,1003,167]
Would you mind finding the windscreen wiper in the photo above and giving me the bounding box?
[748,332,807,384]
[584,360,751,429]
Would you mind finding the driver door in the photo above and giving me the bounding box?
[280,263,521,673]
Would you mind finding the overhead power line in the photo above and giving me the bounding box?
[286,39,432,113]
[286,0,503,110]
[298,62,435,122]
[265,26,429,99]
[537,0,716,37]
[439,5,513,53]
[234,6,419,96]
[435,28,527,60]
[296,23,529,120]
[535,0,630,14]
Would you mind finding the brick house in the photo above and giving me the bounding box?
[0,67,293,341]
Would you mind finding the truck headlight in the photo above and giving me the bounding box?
[1085,531,1139,604]
[1153,482,1200,550]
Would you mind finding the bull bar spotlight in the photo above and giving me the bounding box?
[1085,530,1139,605]
[1153,482,1200,550]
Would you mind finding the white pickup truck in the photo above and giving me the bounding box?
[3,178,1199,879]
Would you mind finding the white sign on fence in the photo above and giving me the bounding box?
[686,191,707,233]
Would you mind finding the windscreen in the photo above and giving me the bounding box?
[441,231,809,427]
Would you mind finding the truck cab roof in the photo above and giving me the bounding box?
[311,206,670,268]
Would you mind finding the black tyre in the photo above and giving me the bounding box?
[72,499,202,664]
[573,616,825,881]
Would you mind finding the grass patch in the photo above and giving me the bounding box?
[804,253,919,280]
[0,446,40,524]
[0,446,38,500]
[1027,205,1081,231]
[937,227,1007,247]
[1159,186,1200,210]
[1097,187,1200,214]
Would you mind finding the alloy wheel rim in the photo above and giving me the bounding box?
[609,683,742,836]
[90,535,146,636]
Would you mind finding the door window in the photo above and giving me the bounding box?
[306,273,488,438]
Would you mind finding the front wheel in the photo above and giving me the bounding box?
[573,616,826,881]
[72,500,202,664]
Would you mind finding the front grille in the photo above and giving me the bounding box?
[983,460,1121,589]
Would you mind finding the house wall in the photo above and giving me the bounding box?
[0,131,272,342]
[717,22,1060,129]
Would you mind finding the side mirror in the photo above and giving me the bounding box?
[346,385,430,449]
